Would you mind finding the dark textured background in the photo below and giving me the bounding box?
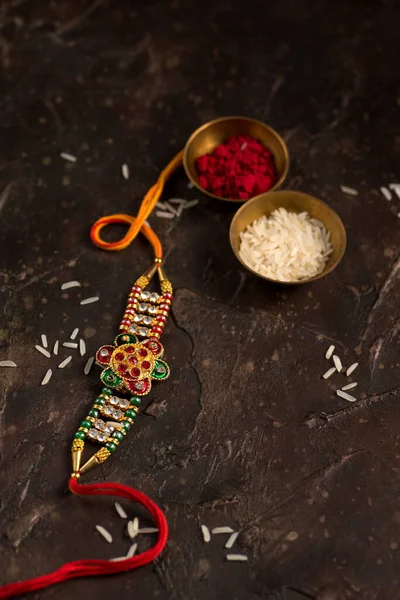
[0,1,399,599]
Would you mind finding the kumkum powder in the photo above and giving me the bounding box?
[195,135,277,200]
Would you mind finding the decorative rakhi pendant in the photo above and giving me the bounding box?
[71,261,173,475]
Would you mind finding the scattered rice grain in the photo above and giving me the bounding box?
[53,340,59,355]
[225,531,239,549]
[60,152,77,163]
[346,362,359,376]
[325,344,335,359]
[41,369,52,385]
[41,334,48,348]
[340,185,358,196]
[126,543,137,558]
[155,211,175,219]
[333,355,342,372]
[323,367,336,380]
[79,339,86,356]
[115,502,127,519]
[336,389,357,402]
[138,527,158,534]
[389,183,400,200]
[63,342,78,349]
[342,382,357,390]
[184,199,199,208]
[168,198,186,205]
[61,281,81,290]
[70,328,79,340]
[121,163,129,180]
[212,526,234,535]
[95,525,112,543]
[380,186,392,201]
[35,345,51,358]
[127,520,138,540]
[84,356,94,375]
[80,296,99,305]
[201,525,211,543]
[0,360,17,367]
[58,355,72,369]
[110,556,126,562]
[226,554,248,562]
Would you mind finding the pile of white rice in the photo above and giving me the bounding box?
[239,207,333,282]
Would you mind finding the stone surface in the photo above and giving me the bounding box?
[0,1,399,599]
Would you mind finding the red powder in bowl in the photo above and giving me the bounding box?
[195,135,277,200]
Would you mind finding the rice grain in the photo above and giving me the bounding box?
[342,382,357,390]
[322,367,336,379]
[346,362,359,376]
[41,369,52,385]
[226,554,248,562]
[155,210,175,219]
[325,345,335,359]
[121,164,129,180]
[340,185,358,196]
[61,281,81,290]
[63,342,78,349]
[70,328,79,340]
[138,528,158,534]
[212,527,234,535]
[58,356,72,369]
[84,356,94,375]
[53,340,59,355]
[95,525,112,544]
[126,543,138,558]
[225,532,239,549]
[79,339,86,356]
[336,390,357,402]
[41,334,48,348]
[115,502,127,519]
[80,297,99,305]
[0,360,17,367]
[60,152,77,163]
[333,355,342,372]
[201,525,211,543]
[35,345,51,358]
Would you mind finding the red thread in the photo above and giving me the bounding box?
[0,478,168,599]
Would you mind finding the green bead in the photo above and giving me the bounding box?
[112,430,124,441]
[95,397,105,406]
[89,409,99,418]
[102,387,112,395]
[74,431,86,440]
[130,396,141,407]
[100,368,123,389]
[122,420,131,431]
[125,409,136,420]
[80,420,91,429]
[106,442,117,453]
[151,359,170,380]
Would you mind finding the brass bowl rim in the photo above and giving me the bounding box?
[229,190,347,285]
[183,115,290,203]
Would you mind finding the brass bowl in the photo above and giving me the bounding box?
[183,116,289,202]
[229,190,347,284]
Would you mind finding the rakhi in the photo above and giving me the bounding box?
[0,151,183,599]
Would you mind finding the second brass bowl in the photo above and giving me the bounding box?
[183,116,289,202]
[229,190,347,284]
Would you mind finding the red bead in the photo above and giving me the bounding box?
[156,315,166,324]
[115,352,124,361]
[125,345,135,353]
[128,355,138,364]
[159,303,170,312]
[118,364,127,373]
[125,309,136,315]
[163,292,173,300]
[121,319,131,326]
[142,360,151,370]
[131,286,141,292]
[138,348,147,358]
[131,367,140,378]
[152,326,162,334]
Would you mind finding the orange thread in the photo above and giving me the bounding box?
[90,150,184,258]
